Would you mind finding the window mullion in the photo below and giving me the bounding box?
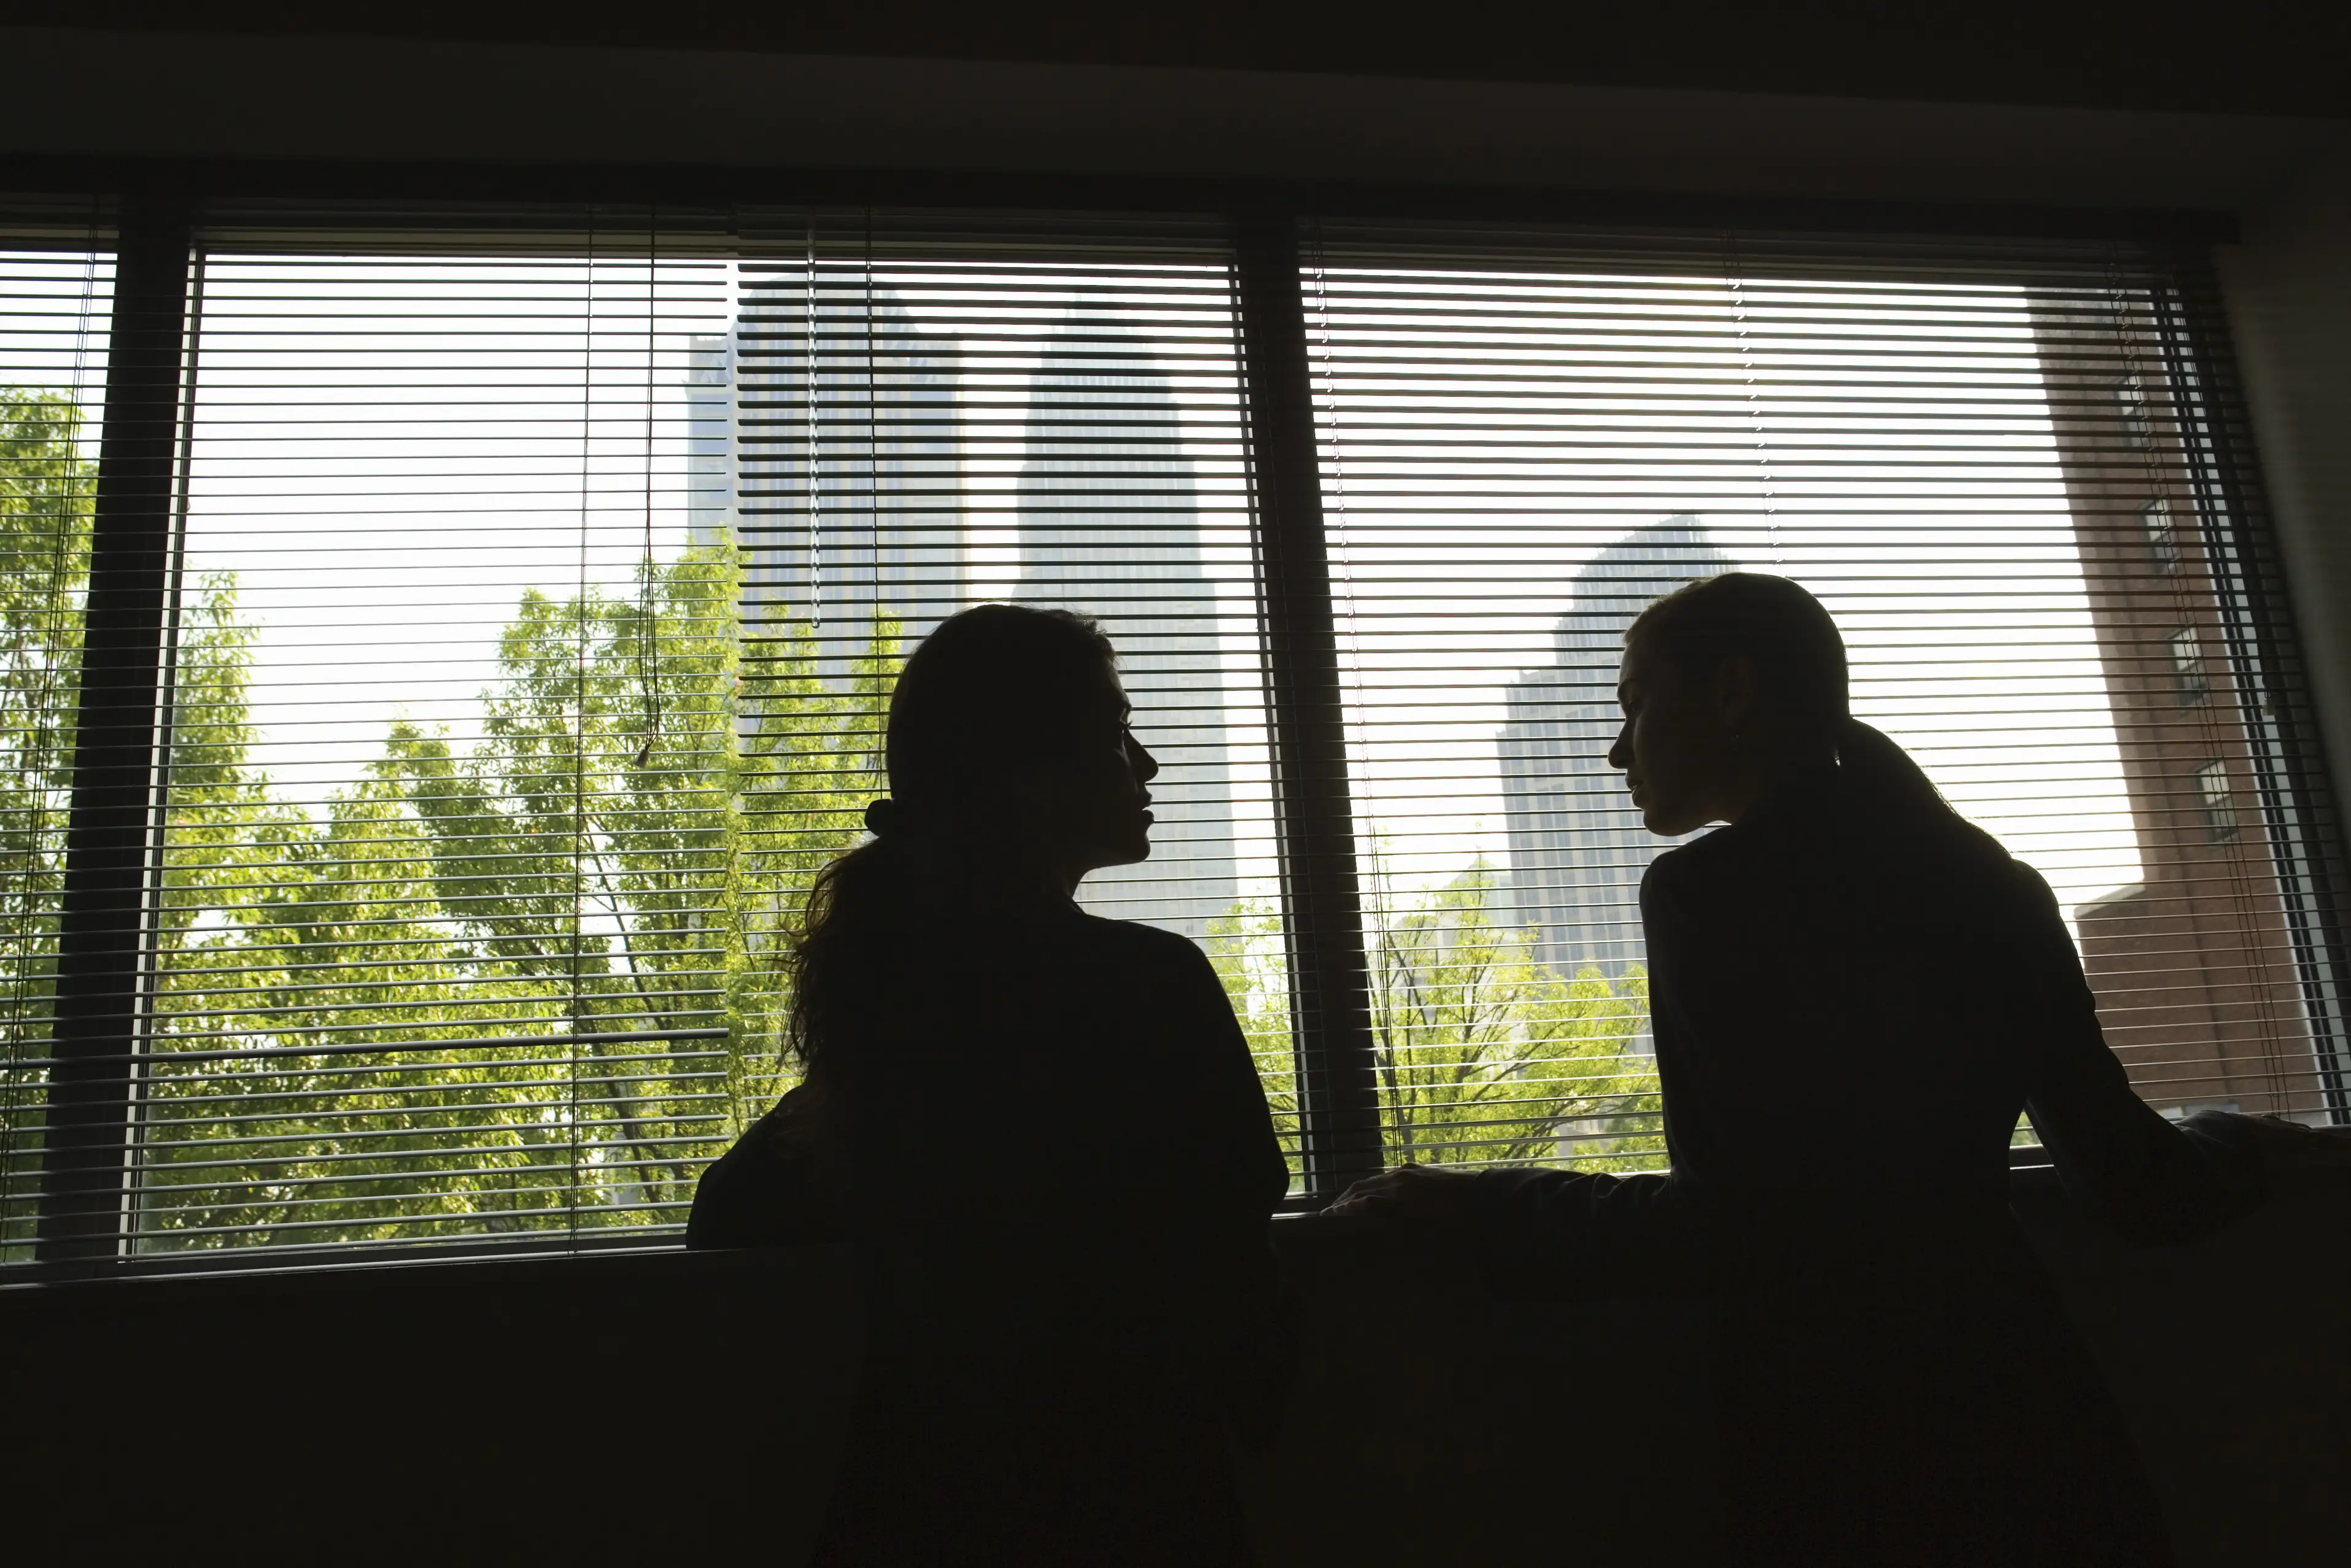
[35,196,198,1265]
[2155,271,2351,1121]
[1232,212,1384,1200]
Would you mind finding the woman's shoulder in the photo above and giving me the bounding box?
[1639,823,1745,900]
[1642,805,2042,909]
[1060,907,1218,976]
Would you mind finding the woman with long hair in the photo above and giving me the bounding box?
[693,604,1289,1566]
[1329,571,2269,1565]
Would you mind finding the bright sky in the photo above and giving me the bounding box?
[1,247,2142,938]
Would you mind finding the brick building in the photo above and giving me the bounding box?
[2032,294,2325,1118]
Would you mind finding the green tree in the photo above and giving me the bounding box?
[0,388,271,1255]
[378,549,889,1230]
[127,547,891,1250]
[1206,861,1665,1188]
[0,388,93,1253]
[1366,859,1662,1171]
[1204,899,1303,1189]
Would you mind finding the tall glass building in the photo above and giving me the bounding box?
[691,306,1237,940]
[1010,324,1238,940]
[690,294,967,686]
[1495,517,1732,977]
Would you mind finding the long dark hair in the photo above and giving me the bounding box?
[1626,571,1993,843]
[784,604,1119,1073]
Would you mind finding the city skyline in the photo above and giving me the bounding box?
[691,297,1242,939]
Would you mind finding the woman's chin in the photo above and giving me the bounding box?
[1080,836,1154,874]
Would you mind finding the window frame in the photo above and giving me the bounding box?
[4,166,2340,1278]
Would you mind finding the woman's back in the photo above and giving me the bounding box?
[1643,768,2049,1208]
[1646,765,2254,1252]
[694,604,1290,1565]
[1639,769,2263,1564]
[837,905,1285,1357]
[816,905,1287,1567]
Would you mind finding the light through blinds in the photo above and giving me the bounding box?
[125,233,745,1253]
[724,214,1295,1172]
[0,234,115,1262]
[2,204,2334,1272]
[1299,226,2337,1172]
[35,211,1293,1263]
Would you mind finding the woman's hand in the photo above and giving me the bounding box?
[2239,1112,2351,1172]
[1319,1163,1485,1232]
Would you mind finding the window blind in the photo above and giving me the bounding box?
[1,201,2334,1272]
[121,225,745,1254]
[0,235,114,1262]
[1298,224,2340,1170]
[18,209,1296,1265]
[725,212,1297,1179]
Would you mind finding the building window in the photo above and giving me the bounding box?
[2196,761,2239,841]
[2142,497,2182,572]
[2114,376,2154,447]
[2167,626,2209,705]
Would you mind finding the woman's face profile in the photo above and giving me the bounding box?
[1609,639,1740,836]
[1058,678,1160,879]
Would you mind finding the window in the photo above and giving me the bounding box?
[2113,376,2154,447]
[2142,496,2182,572]
[1,202,2339,1275]
[15,210,1295,1265]
[2197,760,2239,842]
[1298,223,2339,1168]
[2167,626,2209,704]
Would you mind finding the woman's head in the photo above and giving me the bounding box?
[879,603,1158,884]
[1613,571,1951,835]
[786,604,1158,1070]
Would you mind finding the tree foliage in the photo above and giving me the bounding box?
[128,549,891,1250]
[1207,860,1665,1188]
[0,388,95,1248]
[2,384,1662,1259]
[1364,860,1662,1172]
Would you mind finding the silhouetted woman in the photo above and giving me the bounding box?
[1330,572,2265,1566]
[692,604,1288,1566]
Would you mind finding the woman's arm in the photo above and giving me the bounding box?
[2011,864,2266,1244]
[1174,943,1289,1213]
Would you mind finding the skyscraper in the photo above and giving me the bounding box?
[1496,517,1733,977]
[700,289,966,686]
[1012,324,1238,940]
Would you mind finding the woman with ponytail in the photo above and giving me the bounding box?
[692,604,1288,1566]
[1330,571,2268,1566]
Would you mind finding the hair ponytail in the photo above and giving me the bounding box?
[1836,716,1958,824]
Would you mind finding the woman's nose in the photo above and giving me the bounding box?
[1130,735,1161,784]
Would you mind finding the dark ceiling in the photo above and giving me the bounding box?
[49,1,2351,122]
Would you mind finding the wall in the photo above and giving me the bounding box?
[2218,145,2351,843]
[34,1,2351,120]
[0,25,2331,215]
